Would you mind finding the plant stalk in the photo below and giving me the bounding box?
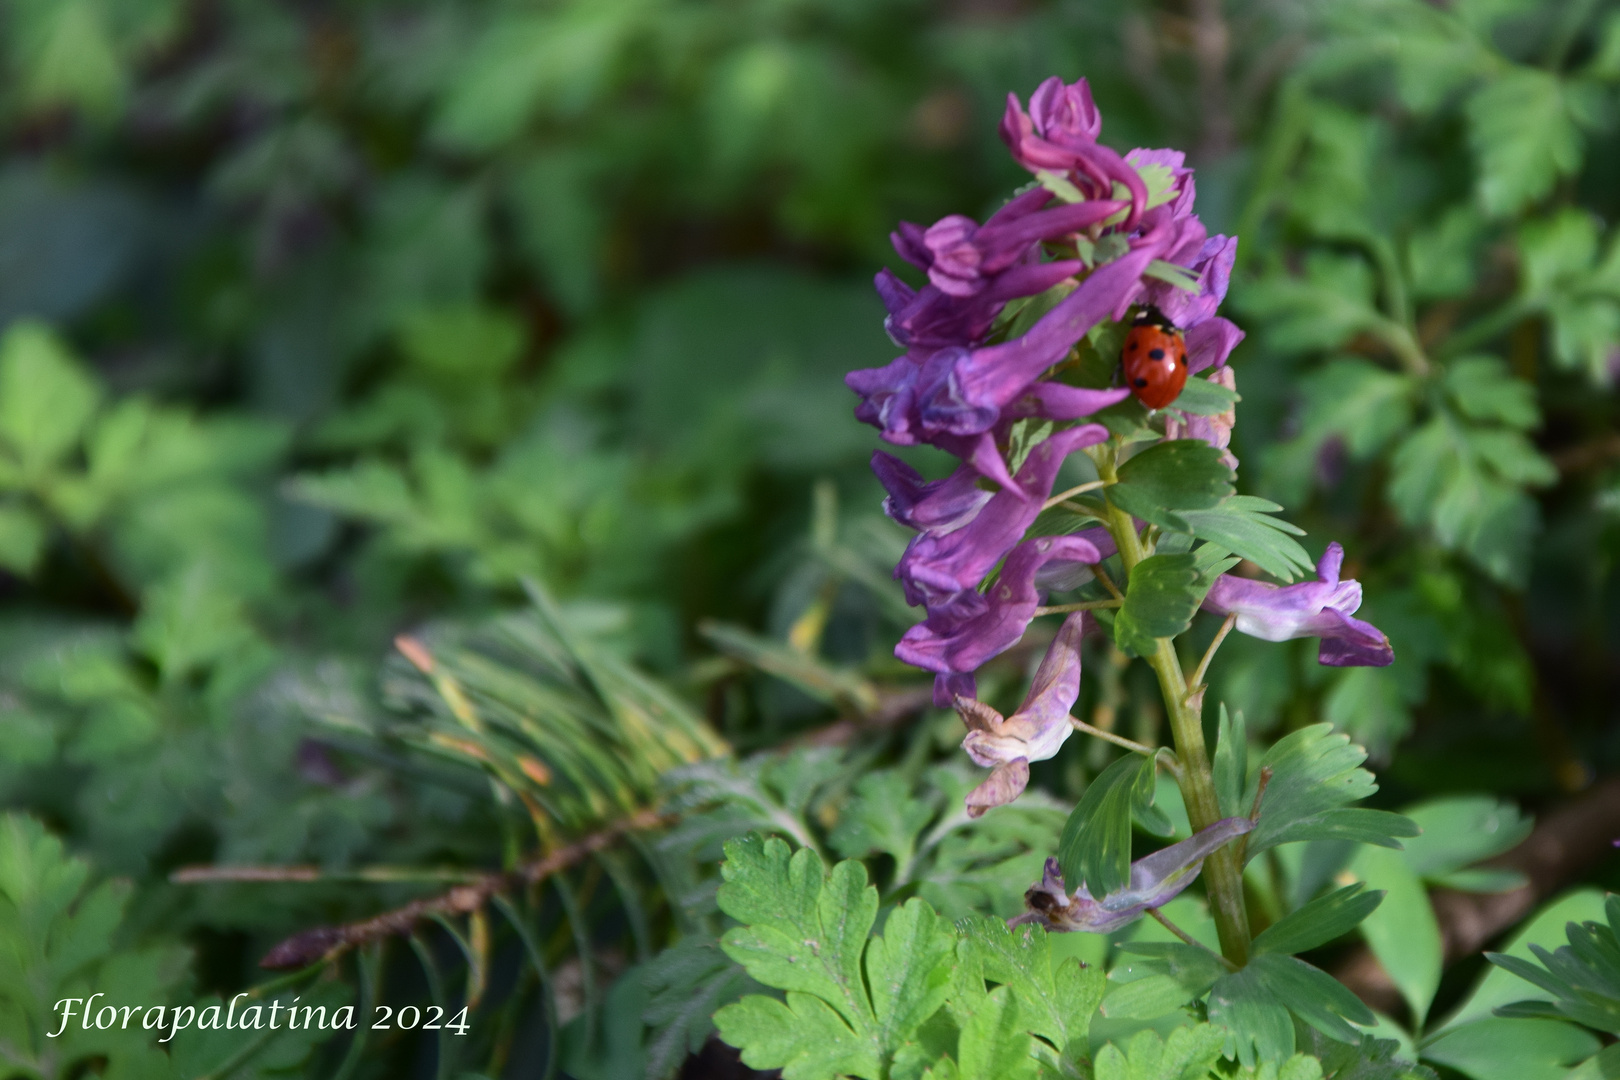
[1098,446,1252,965]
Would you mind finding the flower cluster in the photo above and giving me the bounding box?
[848,76,1246,704]
[848,76,1395,815]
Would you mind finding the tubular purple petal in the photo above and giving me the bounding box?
[1201,543,1394,666]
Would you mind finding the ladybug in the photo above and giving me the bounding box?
[1121,305,1188,409]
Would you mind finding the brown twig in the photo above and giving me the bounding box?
[173,807,671,971]
[1334,774,1620,1015]
[1552,433,1620,475]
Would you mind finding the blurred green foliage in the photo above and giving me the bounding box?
[0,0,1616,1077]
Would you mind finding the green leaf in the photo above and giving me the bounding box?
[714,992,883,1080]
[1399,797,1532,880]
[714,836,958,1080]
[1113,554,1205,658]
[1249,952,1377,1043]
[1421,1018,1599,1080]
[1236,252,1385,355]
[1106,941,1227,1018]
[17,0,128,118]
[1058,753,1156,897]
[1262,359,1415,507]
[1179,497,1315,582]
[1252,884,1385,956]
[1438,890,1608,1033]
[865,900,956,1053]
[1244,724,1419,858]
[1468,68,1584,217]
[1517,210,1620,380]
[1093,1024,1227,1080]
[700,621,878,714]
[1353,844,1442,1025]
[1212,705,1247,819]
[718,837,876,1028]
[1567,1043,1620,1080]
[1116,440,1235,510]
[1172,373,1242,416]
[829,770,939,873]
[1406,206,1485,302]
[955,986,1037,1080]
[0,504,47,575]
[0,814,188,1078]
[957,915,1104,1056]
[0,321,102,478]
[1208,966,1296,1068]
[1444,358,1539,430]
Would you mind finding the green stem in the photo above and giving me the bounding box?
[1098,445,1252,966]
[1439,297,1534,359]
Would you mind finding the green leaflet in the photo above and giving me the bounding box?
[957,914,1105,1060]
[1209,955,1375,1067]
[1486,893,1620,1036]
[714,835,956,1080]
[1093,1024,1227,1080]
[0,814,186,1078]
[1171,373,1242,417]
[711,836,1119,1080]
[1243,724,1419,858]
[1177,497,1315,583]
[1057,752,1158,897]
[1113,554,1205,658]
[1251,883,1385,957]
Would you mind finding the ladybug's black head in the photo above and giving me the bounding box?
[1131,304,1177,331]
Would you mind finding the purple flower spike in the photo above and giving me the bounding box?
[897,532,1103,700]
[1012,817,1255,933]
[1202,543,1394,667]
[953,612,1086,817]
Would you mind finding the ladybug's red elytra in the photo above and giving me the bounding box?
[1121,305,1188,409]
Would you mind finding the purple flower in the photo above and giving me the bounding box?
[953,612,1086,817]
[897,531,1103,704]
[1000,77,1147,226]
[893,425,1108,608]
[898,192,1127,299]
[870,453,991,534]
[1012,817,1255,933]
[1150,234,1239,332]
[1201,542,1394,666]
[849,244,1162,453]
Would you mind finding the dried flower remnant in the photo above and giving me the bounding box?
[1013,817,1254,933]
[953,612,1086,817]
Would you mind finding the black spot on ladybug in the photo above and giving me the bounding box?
[1177,356,1185,365]
[1127,341,1137,350]
[1149,348,1165,360]
[1133,377,1148,387]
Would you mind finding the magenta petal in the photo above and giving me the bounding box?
[1186,316,1245,374]
[896,532,1102,677]
[1016,382,1133,420]
[949,247,1158,414]
[871,452,991,534]
[895,425,1106,606]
